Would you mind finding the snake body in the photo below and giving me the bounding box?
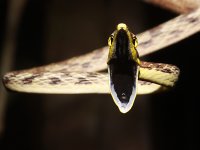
[3,7,200,112]
[3,61,179,94]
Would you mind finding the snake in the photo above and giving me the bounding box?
[2,7,200,113]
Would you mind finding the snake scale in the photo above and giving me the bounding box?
[2,7,200,112]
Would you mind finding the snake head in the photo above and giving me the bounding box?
[107,23,140,65]
[107,23,140,113]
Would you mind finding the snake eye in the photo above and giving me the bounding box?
[131,34,138,48]
[108,35,114,46]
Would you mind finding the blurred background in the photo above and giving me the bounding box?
[0,0,199,150]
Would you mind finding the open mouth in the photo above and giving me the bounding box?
[108,29,139,113]
[108,59,138,113]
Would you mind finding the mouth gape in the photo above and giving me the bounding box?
[108,29,139,113]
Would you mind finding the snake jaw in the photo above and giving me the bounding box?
[107,23,141,113]
[108,66,139,113]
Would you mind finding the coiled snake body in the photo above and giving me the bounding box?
[3,8,200,113]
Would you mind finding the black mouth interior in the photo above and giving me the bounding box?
[115,29,132,60]
[109,60,137,104]
[108,29,138,104]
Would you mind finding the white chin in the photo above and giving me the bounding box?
[118,103,132,113]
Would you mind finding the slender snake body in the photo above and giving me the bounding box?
[3,7,200,112]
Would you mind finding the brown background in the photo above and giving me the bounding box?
[0,0,199,150]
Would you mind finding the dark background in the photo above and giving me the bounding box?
[0,0,199,150]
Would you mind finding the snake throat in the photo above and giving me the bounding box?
[108,60,139,113]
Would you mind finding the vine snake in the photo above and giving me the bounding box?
[2,23,180,113]
[108,23,179,113]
